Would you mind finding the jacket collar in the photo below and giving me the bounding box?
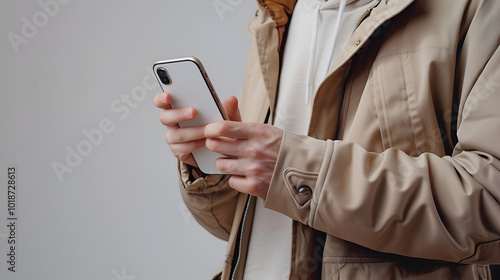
[254,0,415,120]
[256,0,416,53]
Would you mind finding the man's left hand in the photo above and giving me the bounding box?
[204,121,283,199]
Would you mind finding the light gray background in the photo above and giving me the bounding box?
[0,0,256,279]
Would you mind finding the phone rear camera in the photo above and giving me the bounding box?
[157,68,171,85]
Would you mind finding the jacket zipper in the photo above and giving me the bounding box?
[231,195,252,280]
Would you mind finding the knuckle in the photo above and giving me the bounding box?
[246,145,261,159]
[170,145,181,157]
[206,121,230,138]
[205,139,220,152]
[214,159,228,173]
[171,146,188,162]
[165,130,176,144]
[215,121,229,134]
[159,110,171,126]
[246,180,260,194]
[178,153,191,163]
[228,176,238,189]
[175,130,186,142]
[171,149,180,159]
[252,124,263,136]
[205,139,213,150]
[247,164,262,177]
[165,126,179,143]
[159,112,166,125]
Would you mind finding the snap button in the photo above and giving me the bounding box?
[298,185,312,196]
[283,168,318,208]
[355,40,361,46]
[295,185,312,206]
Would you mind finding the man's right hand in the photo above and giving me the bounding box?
[153,92,242,168]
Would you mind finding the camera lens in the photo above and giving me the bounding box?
[157,68,171,85]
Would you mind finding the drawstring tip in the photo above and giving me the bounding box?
[305,87,311,105]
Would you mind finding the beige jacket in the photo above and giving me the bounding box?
[179,0,500,279]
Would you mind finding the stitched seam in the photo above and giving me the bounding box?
[401,53,420,155]
[311,140,334,228]
[377,65,394,147]
[371,67,388,150]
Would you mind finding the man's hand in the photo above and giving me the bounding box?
[205,121,284,199]
[153,92,242,167]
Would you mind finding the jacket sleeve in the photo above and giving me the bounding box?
[264,38,500,264]
[178,161,239,240]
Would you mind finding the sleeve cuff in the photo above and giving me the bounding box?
[264,130,332,226]
[178,160,228,194]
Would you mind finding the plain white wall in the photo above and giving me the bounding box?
[0,1,256,279]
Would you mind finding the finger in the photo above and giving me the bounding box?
[206,137,246,157]
[228,175,268,199]
[165,125,206,144]
[159,107,197,127]
[153,92,172,109]
[205,121,255,139]
[214,157,266,177]
[170,139,206,165]
[223,96,242,122]
[176,153,197,167]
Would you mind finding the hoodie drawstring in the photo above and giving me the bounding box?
[305,4,322,105]
[305,0,348,105]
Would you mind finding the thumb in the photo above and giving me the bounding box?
[223,96,242,122]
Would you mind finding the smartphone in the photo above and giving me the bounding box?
[153,57,228,174]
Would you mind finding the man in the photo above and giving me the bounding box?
[154,0,500,279]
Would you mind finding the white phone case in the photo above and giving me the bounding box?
[153,57,228,174]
